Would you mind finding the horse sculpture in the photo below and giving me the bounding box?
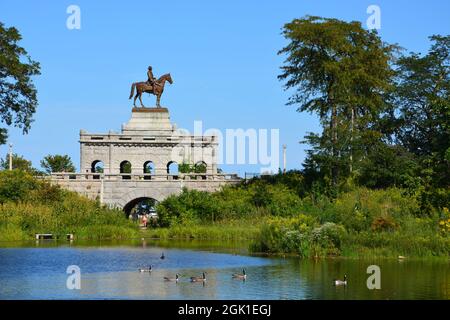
[129,73,173,108]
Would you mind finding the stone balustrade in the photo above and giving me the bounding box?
[48,172,240,182]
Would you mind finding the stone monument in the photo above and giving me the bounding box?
[80,106,218,176]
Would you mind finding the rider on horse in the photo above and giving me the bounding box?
[147,66,157,91]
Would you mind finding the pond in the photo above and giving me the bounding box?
[0,240,448,299]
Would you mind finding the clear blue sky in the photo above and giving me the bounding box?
[1,0,449,176]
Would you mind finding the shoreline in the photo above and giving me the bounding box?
[0,234,448,261]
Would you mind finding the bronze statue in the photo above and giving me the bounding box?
[147,66,156,87]
[129,67,173,108]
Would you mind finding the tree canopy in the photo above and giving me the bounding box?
[0,22,40,144]
[278,16,397,188]
[40,154,76,174]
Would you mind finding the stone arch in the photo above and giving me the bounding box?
[194,161,207,173]
[120,160,132,173]
[91,160,104,173]
[167,161,178,175]
[123,197,159,217]
[143,161,154,174]
[143,160,154,180]
[117,188,177,212]
[120,160,132,180]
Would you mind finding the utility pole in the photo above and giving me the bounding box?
[282,144,287,174]
[8,143,13,171]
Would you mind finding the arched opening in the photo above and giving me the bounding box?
[124,197,159,227]
[167,161,179,179]
[120,160,132,179]
[143,161,154,180]
[91,160,104,179]
[194,161,207,179]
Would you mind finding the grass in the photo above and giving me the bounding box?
[0,170,140,242]
[141,221,261,241]
[1,170,449,259]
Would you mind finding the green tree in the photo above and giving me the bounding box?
[394,35,450,188]
[0,169,37,203]
[278,16,397,188]
[179,162,192,174]
[0,153,37,173]
[393,35,450,212]
[40,154,76,174]
[357,143,420,189]
[94,165,104,173]
[0,22,40,144]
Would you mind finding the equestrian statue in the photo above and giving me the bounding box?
[129,66,173,108]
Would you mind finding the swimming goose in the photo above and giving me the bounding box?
[139,265,153,272]
[232,269,247,280]
[190,272,206,282]
[160,252,165,260]
[333,275,347,286]
[164,273,180,282]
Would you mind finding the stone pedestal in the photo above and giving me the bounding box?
[122,107,174,135]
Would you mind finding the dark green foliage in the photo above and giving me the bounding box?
[392,35,450,212]
[178,162,207,174]
[0,170,138,241]
[40,154,76,174]
[278,16,448,217]
[0,170,37,203]
[251,181,272,207]
[156,174,306,227]
[357,144,420,189]
[178,162,191,174]
[278,16,397,187]
[120,161,131,173]
[0,22,40,144]
[0,153,40,174]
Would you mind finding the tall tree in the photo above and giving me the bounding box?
[0,22,40,144]
[278,16,397,188]
[394,35,450,187]
[40,154,76,174]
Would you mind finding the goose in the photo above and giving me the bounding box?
[190,272,206,282]
[164,273,180,282]
[139,265,153,273]
[232,269,247,280]
[160,252,165,260]
[333,275,347,286]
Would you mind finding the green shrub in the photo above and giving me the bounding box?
[0,172,138,241]
[0,170,37,203]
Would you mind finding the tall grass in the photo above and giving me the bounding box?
[0,170,139,241]
[157,179,449,258]
[143,223,260,241]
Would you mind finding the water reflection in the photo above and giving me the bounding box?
[0,242,448,300]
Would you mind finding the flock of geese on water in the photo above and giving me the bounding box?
[138,252,348,286]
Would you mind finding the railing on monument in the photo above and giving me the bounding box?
[47,172,241,181]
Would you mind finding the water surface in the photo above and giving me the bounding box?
[0,240,448,299]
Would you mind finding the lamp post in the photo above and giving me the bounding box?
[282,144,286,174]
[8,143,13,171]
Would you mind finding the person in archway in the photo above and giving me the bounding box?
[142,214,148,228]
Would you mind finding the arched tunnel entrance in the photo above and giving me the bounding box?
[124,197,159,223]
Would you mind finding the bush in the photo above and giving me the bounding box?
[0,170,37,203]
[0,172,138,241]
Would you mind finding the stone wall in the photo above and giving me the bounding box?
[80,108,218,175]
[52,106,239,211]
[50,173,240,210]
